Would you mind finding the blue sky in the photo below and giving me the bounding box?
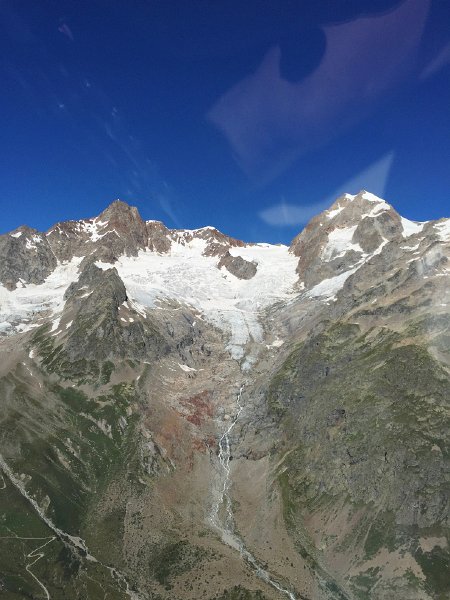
[1,0,449,244]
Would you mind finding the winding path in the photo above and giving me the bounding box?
[0,454,140,599]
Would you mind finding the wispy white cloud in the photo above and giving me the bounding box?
[58,22,74,42]
[259,152,394,227]
[153,183,183,229]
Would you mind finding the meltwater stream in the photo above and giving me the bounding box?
[211,385,297,600]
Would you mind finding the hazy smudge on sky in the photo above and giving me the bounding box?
[420,41,450,80]
[260,152,394,227]
[209,0,429,185]
[58,21,74,42]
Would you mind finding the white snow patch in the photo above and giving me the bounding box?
[127,298,147,317]
[321,226,361,261]
[178,364,197,372]
[50,317,61,333]
[80,219,109,242]
[327,205,345,219]
[172,235,208,254]
[361,191,388,204]
[15,322,39,333]
[366,204,389,218]
[25,235,43,250]
[307,268,358,301]
[79,291,92,299]
[0,257,83,335]
[401,217,426,237]
[176,225,216,235]
[401,242,420,251]
[10,231,22,238]
[266,338,284,349]
[94,261,112,271]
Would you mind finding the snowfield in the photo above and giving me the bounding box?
[0,257,83,335]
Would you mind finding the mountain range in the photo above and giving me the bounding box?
[0,191,449,600]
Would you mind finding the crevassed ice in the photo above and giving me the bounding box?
[101,243,298,361]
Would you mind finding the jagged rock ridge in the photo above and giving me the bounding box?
[1,200,248,290]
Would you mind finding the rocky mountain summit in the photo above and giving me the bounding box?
[0,200,246,291]
[0,192,449,600]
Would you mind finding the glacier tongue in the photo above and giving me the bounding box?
[98,243,298,364]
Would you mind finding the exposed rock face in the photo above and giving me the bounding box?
[46,199,149,265]
[146,220,172,253]
[193,226,246,257]
[1,193,450,600]
[290,190,405,288]
[46,219,92,262]
[0,226,57,289]
[60,262,169,363]
[218,250,257,279]
[96,199,149,255]
[352,209,402,253]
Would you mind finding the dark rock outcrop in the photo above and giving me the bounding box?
[62,262,168,362]
[218,251,257,279]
